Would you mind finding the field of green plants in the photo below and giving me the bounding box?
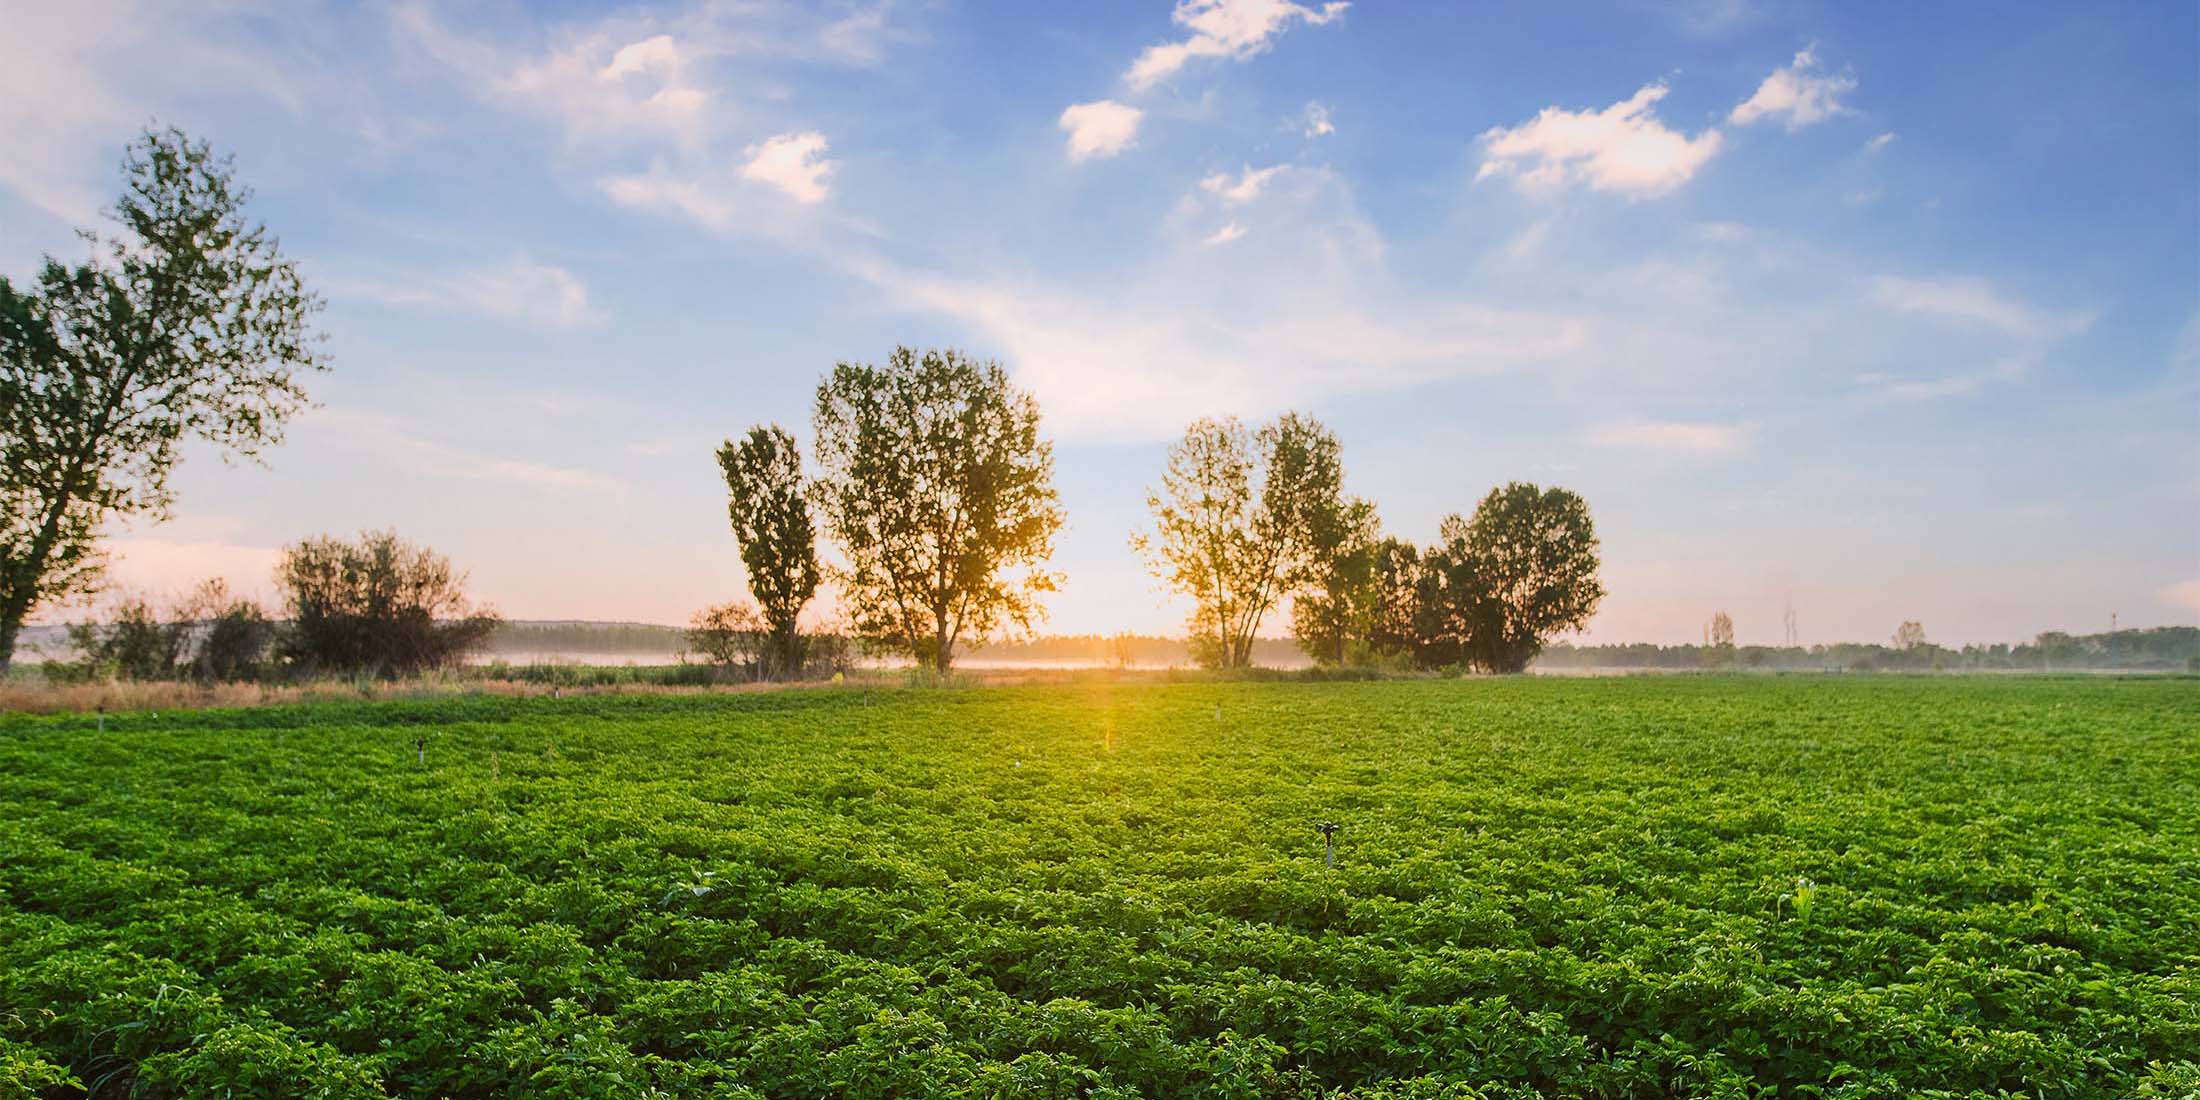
[2,677,2195,1098]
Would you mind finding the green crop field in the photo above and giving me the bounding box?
[2,677,2195,1099]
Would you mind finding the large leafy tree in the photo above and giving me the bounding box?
[716,424,820,678]
[1136,413,1348,669]
[810,347,1063,671]
[0,128,323,672]
[1423,482,1604,673]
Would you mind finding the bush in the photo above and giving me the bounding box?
[275,530,499,678]
[687,602,852,681]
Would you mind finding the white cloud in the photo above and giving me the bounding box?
[1865,131,1896,154]
[1590,419,1757,453]
[835,171,1587,439]
[1126,0,1349,90]
[1059,100,1144,161]
[741,130,833,204]
[1730,48,1856,130]
[336,259,605,328]
[1869,275,2094,341]
[1477,83,1723,197]
[1204,221,1247,245]
[599,34,679,80]
[1199,164,1284,204]
[1302,100,1335,138]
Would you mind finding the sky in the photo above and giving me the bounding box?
[3,0,2196,646]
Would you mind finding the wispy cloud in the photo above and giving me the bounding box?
[1590,419,1757,453]
[314,411,621,492]
[1203,221,1247,245]
[334,259,605,328]
[1059,100,1143,161]
[1302,100,1335,138]
[1126,0,1349,91]
[1730,48,1856,130]
[1864,131,1897,154]
[1869,275,2094,341]
[1477,83,1723,197]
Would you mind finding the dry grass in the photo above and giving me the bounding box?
[0,664,1356,716]
[0,676,775,716]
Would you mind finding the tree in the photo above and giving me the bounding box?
[0,127,324,673]
[1135,414,1348,670]
[686,601,767,678]
[180,578,275,682]
[716,425,820,678]
[1362,537,1426,664]
[53,595,185,683]
[276,530,499,678]
[1893,620,1927,650]
[810,347,1063,671]
[1289,497,1378,666]
[1423,483,1604,673]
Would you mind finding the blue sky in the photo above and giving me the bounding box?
[4,0,2195,645]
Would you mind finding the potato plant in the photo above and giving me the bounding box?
[1,678,2195,1097]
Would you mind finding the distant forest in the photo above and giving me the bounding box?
[1536,626,2199,672]
[475,622,2196,671]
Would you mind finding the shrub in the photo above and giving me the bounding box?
[275,530,499,678]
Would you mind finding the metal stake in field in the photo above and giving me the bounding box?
[96,704,105,734]
[1316,821,1340,868]
[414,732,428,766]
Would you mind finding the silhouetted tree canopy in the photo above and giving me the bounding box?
[0,127,323,673]
[276,530,498,677]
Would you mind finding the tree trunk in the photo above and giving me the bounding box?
[0,613,20,676]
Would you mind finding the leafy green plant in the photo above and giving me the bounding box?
[1,677,2193,1096]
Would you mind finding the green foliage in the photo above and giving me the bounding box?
[685,601,768,676]
[716,425,820,678]
[276,530,500,678]
[0,126,324,672]
[811,347,1064,671]
[188,581,278,682]
[43,579,275,684]
[1420,483,1604,673]
[2,678,2194,1096]
[1138,414,1353,669]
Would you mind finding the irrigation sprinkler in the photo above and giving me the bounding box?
[414,733,428,766]
[1316,821,1340,869]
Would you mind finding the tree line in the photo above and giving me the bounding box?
[709,368,1604,676]
[3,127,1605,683]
